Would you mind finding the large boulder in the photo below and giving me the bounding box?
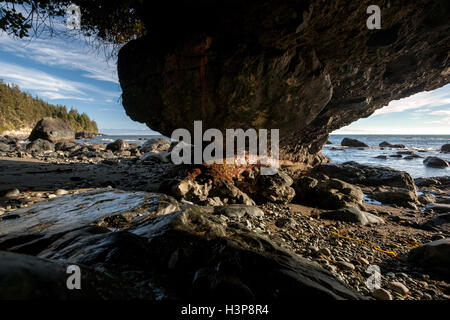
[106,139,129,152]
[0,142,11,152]
[294,176,364,210]
[0,189,363,301]
[408,239,450,280]
[140,137,171,153]
[117,1,449,163]
[28,117,75,143]
[26,138,55,152]
[341,138,368,148]
[423,157,449,168]
[441,144,450,153]
[320,206,384,226]
[315,162,417,192]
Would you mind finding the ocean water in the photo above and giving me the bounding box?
[78,134,450,179]
[323,135,450,178]
[77,135,164,146]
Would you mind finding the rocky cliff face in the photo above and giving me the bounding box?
[118,0,449,164]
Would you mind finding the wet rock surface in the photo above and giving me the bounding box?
[0,189,364,301]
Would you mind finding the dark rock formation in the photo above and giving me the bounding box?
[320,207,384,226]
[408,239,450,280]
[106,139,129,152]
[75,132,96,139]
[379,142,406,149]
[28,117,75,143]
[423,156,449,168]
[26,138,55,152]
[0,189,363,300]
[118,0,449,163]
[294,176,364,210]
[314,162,417,192]
[140,137,171,153]
[341,138,368,148]
[442,144,450,153]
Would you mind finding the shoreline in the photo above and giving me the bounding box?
[0,137,449,300]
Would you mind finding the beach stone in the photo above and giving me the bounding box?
[106,139,129,152]
[294,177,364,210]
[441,144,450,153]
[275,217,297,229]
[388,282,409,296]
[160,178,211,203]
[55,141,77,151]
[408,239,450,280]
[316,162,417,192]
[28,117,75,143]
[335,261,355,271]
[379,142,406,149]
[55,189,69,196]
[341,138,368,148]
[423,157,449,168]
[426,203,450,213]
[140,137,171,153]
[421,213,450,234]
[419,194,436,205]
[1,189,20,198]
[320,206,384,226]
[0,142,11,152]
[372,288,393,300]
[255,170,295,204]
[26,139,55,152]
[214,204,264,219]
[374,155,388,160]
[415,177,441,187]
[371,189,419,208]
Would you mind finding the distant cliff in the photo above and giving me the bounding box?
[0,81,98,134]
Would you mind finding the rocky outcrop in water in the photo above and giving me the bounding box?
[118,0,449,163]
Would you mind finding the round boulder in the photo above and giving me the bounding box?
[423,157,449,168]
[341,138,368,148]
[28,117,75,143]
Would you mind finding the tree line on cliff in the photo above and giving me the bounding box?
[0,81,98,134]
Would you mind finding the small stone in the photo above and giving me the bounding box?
[2,188,20,198]
[335,261,355,271]
[372,288,393,300]
[388,281,409,296]
[55,189,69,196]
[358,257,370,265]
[319,248,332,256]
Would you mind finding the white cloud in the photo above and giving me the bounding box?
[0,61,117,101]
[373,84,450,115]
[0,33,119,84]
[429,110,450,116]
[425,116,450,125]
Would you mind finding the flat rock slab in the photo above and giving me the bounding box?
[320,207,384,226]
[213,205,264,218]
[426,203,450,213]
[0,189,180,236]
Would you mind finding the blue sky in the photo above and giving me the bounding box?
[0,30,449,135]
